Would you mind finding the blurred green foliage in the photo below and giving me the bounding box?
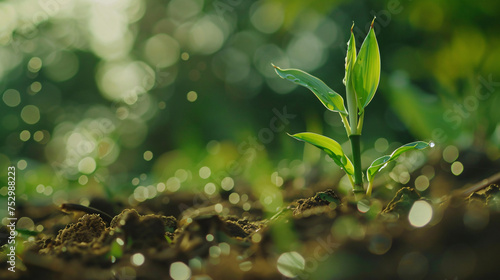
[0,0,499,208]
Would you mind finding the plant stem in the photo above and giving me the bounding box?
[347,174,355,189]
[366,181,373,197]
[356,112,365,134]
[349,134,364,195]
[340,113,351,135]
[346,85,358,135]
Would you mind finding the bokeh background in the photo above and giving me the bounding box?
[1,0,499,214]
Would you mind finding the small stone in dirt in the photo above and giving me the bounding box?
[110,209,176,249]
[381,187,421,216]
[224,216,261,238]
[56,214,106,244]
[173,214,260,258]
[38,214,107,257]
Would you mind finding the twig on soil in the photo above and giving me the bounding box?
[460,171,500,196]
[60,203,114,225]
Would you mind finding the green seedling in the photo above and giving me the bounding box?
[274,18,432,199]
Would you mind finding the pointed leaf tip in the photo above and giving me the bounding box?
[371,16,376,28]
[344,26,357,87]
[352,19,380,112]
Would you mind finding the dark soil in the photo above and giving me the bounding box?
[1,183,500,280]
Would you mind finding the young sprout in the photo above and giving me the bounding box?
[274,18,432,199]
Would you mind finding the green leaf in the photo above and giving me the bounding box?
[110,239,124,258]
[343,23,356,86]
[289,132,354,175]
[344,25,359,134]
[274,65,348,115]
[352,18,380,113]
[367,141,431,183]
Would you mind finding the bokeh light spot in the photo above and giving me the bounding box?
[187,91,198,102]
[277,251,305,278]
[44,186,53,196]
[21,105,40,124]
[199,166,211,179]
[175,169,189,182]
[415,175,430,191]
[78,157,97,174]
[287,33,325,71]
[29,81,42,94]
[214,203,223,213]
[443,145,459,163]
[368,233,392,255]
[188,16,225,55]
[132,177,140,186]
[206,234,214,242]
[28,57,42,73]
[3,89,21,107]
[243,202,251,211]
[17,217,35,231]
[170,262,191,280]
[271,172,284,187]
[44,51,79,82]
[131,253,145,266]
[156,182,166,192]
[221,177,234,191]
[229,193,240,204]
[250,2,284,34]
[451,161,464,176]
[251,233,262,243]
[398,172,410,184]
[116,238,125,246]
[357,199,371,213]
[97,61,155,102]
[17,160,27,170]
[144,33,180,68]
[134,186,148,202]
[20,130,30,141]
[167,177,181,192]
[239,261,253,272]
[374,138,389,152]
[143,150,153,161]
[204,183,216,195]
[408,200,433,228]
[36,184,45,193]
[78,175,88,185]
[167,0,203,21]
[33,131,44,142]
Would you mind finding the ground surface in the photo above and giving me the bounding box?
[1,181,500,280]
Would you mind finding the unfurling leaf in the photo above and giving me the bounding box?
[274,65,348,115]
[289,132,354,175]
[343,23,356,86]
[367,141,431,184]
[352,18,380,113]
